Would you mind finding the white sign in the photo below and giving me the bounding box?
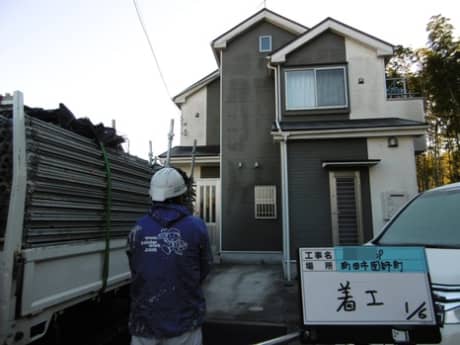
[299,247,436,326]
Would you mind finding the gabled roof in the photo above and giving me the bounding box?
[211,8,308,63]
[172,70,220,108]
[270,17,394,63]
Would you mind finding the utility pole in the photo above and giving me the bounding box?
[190,139,197,181]
[148,140,153,165]
[165,119,174,167]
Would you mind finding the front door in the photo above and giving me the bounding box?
[329,171,364,245]
[195,178,220,259]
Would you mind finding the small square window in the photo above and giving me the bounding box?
[255,185,277,219]
[259,35,272,52]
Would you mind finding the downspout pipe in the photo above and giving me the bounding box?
[219,49,223,259]
[267,61,292,281]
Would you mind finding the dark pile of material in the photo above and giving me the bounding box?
[24,103,125,150]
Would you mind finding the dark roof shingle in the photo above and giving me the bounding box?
[159,145,220,158]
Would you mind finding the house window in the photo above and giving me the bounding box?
[285,67,347,110]
[255,185,277,219]
[259,35,272,52]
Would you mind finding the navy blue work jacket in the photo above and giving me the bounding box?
[127,203,212,338]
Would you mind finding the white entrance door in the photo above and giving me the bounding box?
[195,178,220,259]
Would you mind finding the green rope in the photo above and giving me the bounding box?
[99,142,112,293]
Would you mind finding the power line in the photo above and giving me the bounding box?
[255,0,266,10]
[132,0,172,99]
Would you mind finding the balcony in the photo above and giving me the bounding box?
[383,77,424,122]
[386,77,419,99]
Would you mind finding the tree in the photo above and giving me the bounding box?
[418,15,460,182]
[388,15,460,189]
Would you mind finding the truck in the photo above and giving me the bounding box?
[0,91,152,345]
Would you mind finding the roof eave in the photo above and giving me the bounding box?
[161,156,221,165]
[172,70,220,107]
[271,125,428,141]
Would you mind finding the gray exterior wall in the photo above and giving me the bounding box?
[221,20,297,251]
[285,30,345,66]
[287,139,373,257]
[201,166,220,178]
[280,31,350,121]
[206,78,221,146]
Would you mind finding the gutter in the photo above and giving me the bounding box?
[267,61,292,281]
[219,49,223,259]
[271,125,427,141]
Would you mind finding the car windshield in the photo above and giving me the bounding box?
[376,188,460,249]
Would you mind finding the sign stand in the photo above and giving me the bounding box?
[297,246,441,344]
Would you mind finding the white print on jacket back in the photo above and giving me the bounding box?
[140,228,188,255]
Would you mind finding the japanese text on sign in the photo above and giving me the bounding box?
[298,246,436,325]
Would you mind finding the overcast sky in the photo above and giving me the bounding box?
[1,0,459,159]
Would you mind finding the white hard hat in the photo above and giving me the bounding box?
[149,167,187,202]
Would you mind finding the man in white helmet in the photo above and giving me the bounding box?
[127,167,212,345]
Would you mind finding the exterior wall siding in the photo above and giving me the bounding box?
[201,166,220,178]
[221,20,297,251]
[284,31,346,66]
[180,88,207,146]
[206,78,221,146]
[346,37,387,119]
[367,137,418,235]
[287,139,373,257]
[345,37,425,123]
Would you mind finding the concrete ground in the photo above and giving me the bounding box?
[202,263,301,331]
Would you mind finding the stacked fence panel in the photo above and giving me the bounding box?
[1,108,152,247]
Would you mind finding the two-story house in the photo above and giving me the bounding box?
[165,9,426,279]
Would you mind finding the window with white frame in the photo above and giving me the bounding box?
[255,185,277,219]
[259,35,272,52]
[285,66,347,110]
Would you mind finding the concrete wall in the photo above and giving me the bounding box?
[367,137,419,235]
[180,87,207,146]
[221,20,297,251]
[287,139,373,257]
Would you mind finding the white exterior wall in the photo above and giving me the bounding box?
[180,87,207,146]
[346,37,386,119]
[367,137,419,235]
[385,99,425,122]
[345,38,424,122]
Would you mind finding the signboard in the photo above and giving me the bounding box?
[298,246,436,326]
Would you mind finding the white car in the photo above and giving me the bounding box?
[371,182,460,345]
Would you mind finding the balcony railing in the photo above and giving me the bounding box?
[386,77,420,99]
